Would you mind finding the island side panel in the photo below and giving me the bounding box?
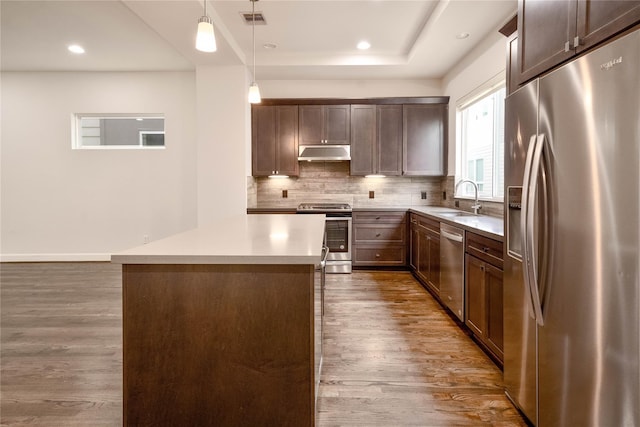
[122,263,315,427]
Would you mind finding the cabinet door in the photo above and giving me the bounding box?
[417,229,430,285]
[517,0,576,84]
[577,0,640,52]
[299,105,324,145]
[325,105,351,145]
[402,104,447,176]
[377,105,403,176]
[252,106,277,176]
[275,106,299,177]
[465,254,486,338]
[350,105,376,176]
[485,263,504,360]
[506,33,519,96]
[427,230,440,294]
[409,218,419,271]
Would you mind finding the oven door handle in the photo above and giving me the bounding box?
[320,245,330,267]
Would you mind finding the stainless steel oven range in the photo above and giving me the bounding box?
[297,203,352,273]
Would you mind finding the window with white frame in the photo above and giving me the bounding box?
[456,81,505,200]
[73,114,165,149]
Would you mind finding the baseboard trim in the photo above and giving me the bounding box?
[0,253,112,263]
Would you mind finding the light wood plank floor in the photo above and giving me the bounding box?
[1,263,527,426]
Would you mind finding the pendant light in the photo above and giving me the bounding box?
[248,0,261,104]
[196,0,217,53]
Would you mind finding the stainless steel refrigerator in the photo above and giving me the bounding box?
[504,29,639,426]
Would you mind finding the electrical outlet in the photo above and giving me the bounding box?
[421,191,427,200]
[282,189,288,198]
[369,191,375,199]
[143,235,149,244]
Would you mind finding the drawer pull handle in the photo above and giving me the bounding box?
[375,253,380,258]
[376,233,381,237]
[376,216,381,220]
[483,247,490,253]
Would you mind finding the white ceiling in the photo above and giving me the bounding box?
[1,0,517,80]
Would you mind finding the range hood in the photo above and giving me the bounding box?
[297,145,350,161]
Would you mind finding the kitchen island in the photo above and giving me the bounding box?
[111,214,326,427]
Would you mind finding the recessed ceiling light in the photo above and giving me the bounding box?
[357,41,371,50]
[68,44,85,54]
[456,32,470,40]
[263,43,277,49]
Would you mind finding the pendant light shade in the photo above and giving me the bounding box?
[196,2,217,52]
[248,0,261,104]
[248,82,261,103]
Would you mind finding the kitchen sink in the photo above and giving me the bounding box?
[438,212,476,218]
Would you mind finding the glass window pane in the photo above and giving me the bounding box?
[456,84,505,201]
[141,132,165,146]
[74,115,165,149]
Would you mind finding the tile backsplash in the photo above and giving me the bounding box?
[248,162,504,219]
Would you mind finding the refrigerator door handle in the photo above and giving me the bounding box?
[520,134,539,321]
[526,134,546,326]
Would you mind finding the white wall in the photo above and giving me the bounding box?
[259,79,443,98]
[442,32,507,175]
[195,65,251,225]
[0,71,197,260]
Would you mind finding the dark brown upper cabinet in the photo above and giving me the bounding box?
[350,105,402,176]
[517,0,640,84]
[506,33,520,96]
[299,105,350,145]
[402,104,447,176]
[251,105,299,177]
[350,105,376,175]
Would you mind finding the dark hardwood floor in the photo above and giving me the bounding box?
[1,262,123,426]
[319,271,526,426]
[1,263,526,426]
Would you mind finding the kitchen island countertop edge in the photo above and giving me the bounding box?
[111,214,326,265]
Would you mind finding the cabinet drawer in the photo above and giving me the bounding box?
[354,224,405,243]
[354,245,406,266]
[353,211,406,224]
[466,232,503,269]
[410,213,440,235]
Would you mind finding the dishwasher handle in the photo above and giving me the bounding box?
[441,229,463,243]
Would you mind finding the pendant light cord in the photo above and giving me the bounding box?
[252,0,256,84]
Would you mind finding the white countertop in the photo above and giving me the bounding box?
[111,214,326,265]
[408,206,504,239]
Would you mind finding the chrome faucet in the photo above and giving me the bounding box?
[455,179,482,215]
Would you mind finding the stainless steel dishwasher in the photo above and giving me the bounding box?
[440,223,465,321]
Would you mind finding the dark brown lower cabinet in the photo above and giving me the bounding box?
[353,211,407,267]
[122,263,318,426]
[409,218,419,270]
[409,213,440,297]
[464,233,504,364]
